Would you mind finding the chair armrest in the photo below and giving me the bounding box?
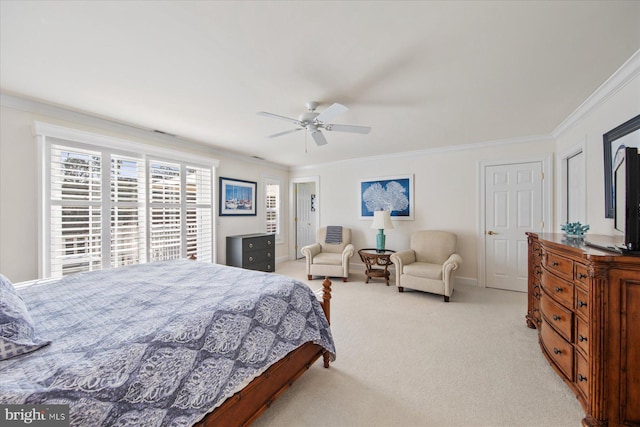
[442,253,463,286]
[390,250,416,269]
[301,243,321,258]
[341,244,355,263]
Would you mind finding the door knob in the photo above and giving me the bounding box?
[487,231,496,235]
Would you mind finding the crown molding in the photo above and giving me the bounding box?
[552,48,640,138]
[0,92,289,172]
[291,133,552,171]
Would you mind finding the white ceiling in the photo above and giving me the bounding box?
[1,1,639,167]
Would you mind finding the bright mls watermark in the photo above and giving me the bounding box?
[1,405,69,426]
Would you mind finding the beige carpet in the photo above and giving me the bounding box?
[251,260,584,427]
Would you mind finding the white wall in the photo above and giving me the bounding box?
[555,71,640,236]
[2,51,638,284]
[291,139,555,285]
[291,54,640,286]
[0,101,290,282]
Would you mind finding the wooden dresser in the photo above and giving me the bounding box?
[226,233,275,272]
[526,233,640,427]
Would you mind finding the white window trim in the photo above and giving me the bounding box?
[35,122,218,277]
[556,138,587,228]
[263,175,283,244]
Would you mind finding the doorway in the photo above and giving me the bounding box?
[480,158,550,292]
[291,177,319,259]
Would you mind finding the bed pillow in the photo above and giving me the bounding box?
[0,274,50,360]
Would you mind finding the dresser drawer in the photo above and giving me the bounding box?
[541,269,574,309]
[541,318,573,380]
[242,249,273,266]
[532,294,541,327]
[576,317,589,356]
[575,287,589,321]
[574,263,589,289]
[575,351,589,398]
[243,235,274,252]
[544,251,574,281]
[541,292,573,341]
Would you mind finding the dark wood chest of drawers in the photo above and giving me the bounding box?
[527,233,640,427]
[226,233,275,272]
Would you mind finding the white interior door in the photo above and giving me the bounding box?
[485,162,543,292]
[295,183,315,259]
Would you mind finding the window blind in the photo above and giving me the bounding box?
[50,146,102,277]
[46,140,214,278]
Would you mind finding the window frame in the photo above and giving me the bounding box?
[264,176,282,244]
[35,122,218,278]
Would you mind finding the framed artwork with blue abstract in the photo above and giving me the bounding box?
[360,174,413,220]
[219,177,257,216]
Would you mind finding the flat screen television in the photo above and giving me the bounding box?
[614,146,640,253]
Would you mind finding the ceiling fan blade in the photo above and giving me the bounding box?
[324,124,372,134]
[311,130,328,146]
[314,103,348,123]
[257,111,302,126]
[267,128,302,138]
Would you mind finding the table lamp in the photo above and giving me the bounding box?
[371,210,394,251]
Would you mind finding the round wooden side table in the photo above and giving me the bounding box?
[358,248,395,285]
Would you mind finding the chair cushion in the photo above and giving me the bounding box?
[312,252,343,266]
[403,262,442,280]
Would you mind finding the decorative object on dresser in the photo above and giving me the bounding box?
[226,233,275,272]
[390,230,462,302]
[301,227,355,282]
[526,232,640,427]
[358,248,395,285]
[560,221,590,239]
[371,210,394,251]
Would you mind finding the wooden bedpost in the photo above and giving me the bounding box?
[322,276,331,325]
[322,276,332,368]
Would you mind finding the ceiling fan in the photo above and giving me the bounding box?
[257,101,371,146]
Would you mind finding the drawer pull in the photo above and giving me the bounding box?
[553,314,561,321]
[249,256,254,262]
[578,374,587,382]
[578,334,587,342]
[553,348,562,355]
[577,273,587,279]
[248,243,254,248]
[268,240,272,245]
[267,252,272,258]
[578,300,587,308]
[554,286,563,293]
[536,270,542,275]
[551,261,559,266]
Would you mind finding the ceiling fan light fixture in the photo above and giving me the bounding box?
[258,101,371,146]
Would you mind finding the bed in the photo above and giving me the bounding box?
[0,259,335,426]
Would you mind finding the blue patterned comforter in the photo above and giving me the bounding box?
[0,260,335,426]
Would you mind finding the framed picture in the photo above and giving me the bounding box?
[219,177,257,216]
[603,114,640,218]
[360,174,414,220]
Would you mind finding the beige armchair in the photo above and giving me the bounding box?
[301,227,355,282]
[390,230,462,302]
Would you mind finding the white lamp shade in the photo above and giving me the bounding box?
[371,210,394,230]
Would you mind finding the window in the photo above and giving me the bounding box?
[265,178,281,240]
[38,124,216,278]
[558,144,586,226]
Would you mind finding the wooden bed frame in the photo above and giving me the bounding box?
[194,277,333,427]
